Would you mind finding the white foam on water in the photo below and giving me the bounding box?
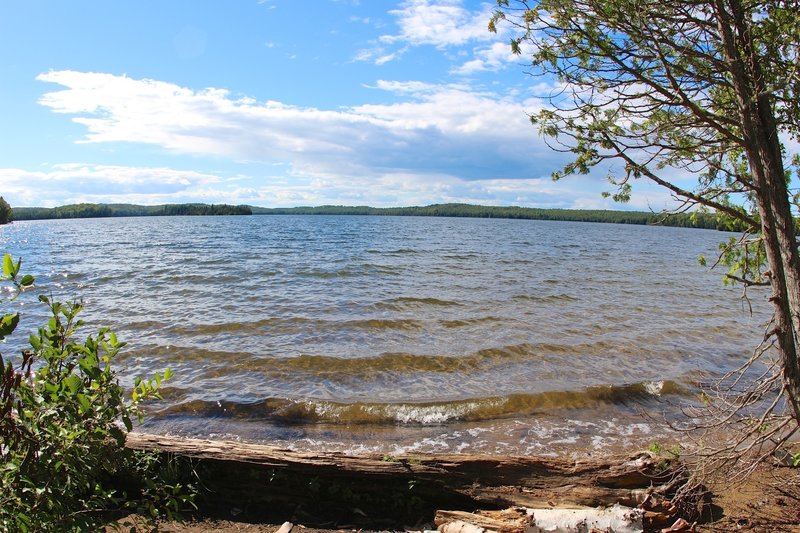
[644,380,664,395]
[390,404,463,424]
[381,398,505,425]
[398,435,452,453]
[549,436,579,445]
[205,432,242,442]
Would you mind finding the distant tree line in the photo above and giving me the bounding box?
[251,203,747,231]
[160,204,253,216]
[8,201,755,230]
[13,203,252,220]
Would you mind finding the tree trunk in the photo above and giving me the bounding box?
[718,0,800,423]
[124,433,691,528]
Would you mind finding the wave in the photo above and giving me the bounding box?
[342,318,424,331]
[300,264,405,277]
[186,343,570,375]
[151,380,689,426]
[371,296,462,311]
[129,341,641,376]
[164,315,430,338]
[297,269,359,278]
[125,319,168,332]
[512,293,578,303]
[440,316,504,328]
[367,248,418,255]
[168,317,316,336]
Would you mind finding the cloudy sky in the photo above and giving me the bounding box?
[0,0,682,209]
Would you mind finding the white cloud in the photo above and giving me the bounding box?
[0,159,679,212]
[353,45,409,64]
[451,41,523,74]
[36,70,558,182]
[375,47,408,65]
[28,70,690,211]
[354,0,495,65]
[0,164,225,207]
[381,0,494,48]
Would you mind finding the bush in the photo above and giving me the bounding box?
[0,254,194,531]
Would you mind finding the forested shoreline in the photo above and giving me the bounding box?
[252,203,743,231]
[13,203,253,220]
[7,201,744,230]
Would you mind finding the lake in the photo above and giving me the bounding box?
[0,215,770,455]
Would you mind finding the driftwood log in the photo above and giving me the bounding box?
[435,506,648,533]
[125,433,692,529]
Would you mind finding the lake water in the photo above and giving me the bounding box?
[0,215,771,455]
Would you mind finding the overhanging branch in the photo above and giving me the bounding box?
[607,135,759,228]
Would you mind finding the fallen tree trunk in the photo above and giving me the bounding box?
[124,433,694,528]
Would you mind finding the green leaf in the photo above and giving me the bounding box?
[109,425,126,446]
[75,393,92,413]
[64,374,82,395]
[0,312,20,340]
[2,253,14,278]
[78,352,100,375]
[19,274,35,288]
[122,414,133,432]
[16,512,31,533]
[29,333,42,350]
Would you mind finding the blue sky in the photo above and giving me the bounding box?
[0,0,683,209]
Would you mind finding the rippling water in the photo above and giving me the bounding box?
[0,215,771,455]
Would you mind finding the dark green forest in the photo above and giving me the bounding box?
[7,201,746,230]
[251,203,745,231]
[13,203,252,220]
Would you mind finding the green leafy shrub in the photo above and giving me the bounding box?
[0,253,194,531]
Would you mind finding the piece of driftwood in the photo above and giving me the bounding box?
[124,433,688,527]
[274,521,294,533]
[435,505,644,533]
[439,520,490,533]
[435,509,532,533]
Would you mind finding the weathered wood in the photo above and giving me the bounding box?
[435,509,530,533]
[438,520,489,533]
[435,506,645,533]
[126,433,670,487]
[274,522,293,533]
[124,432,684,527]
